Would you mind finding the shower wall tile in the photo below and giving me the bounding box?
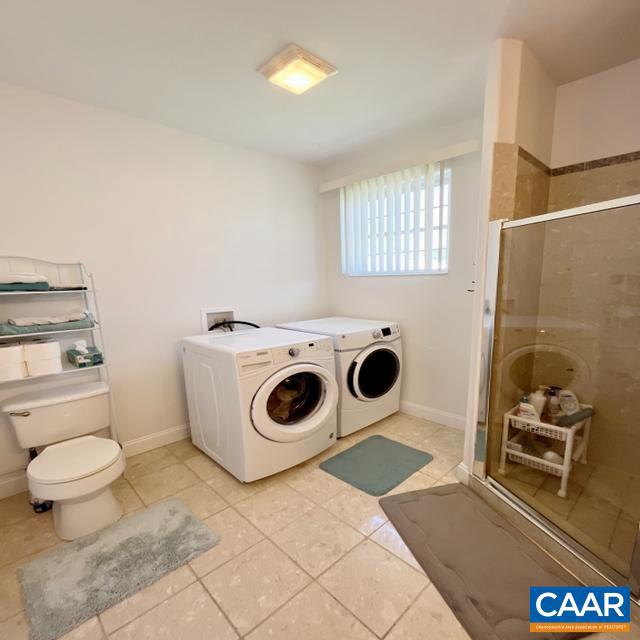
[514,150,550,219]
[489,143,519,220]
[489,144,551,221]
[534,205,640,475]
[548,158,640,212]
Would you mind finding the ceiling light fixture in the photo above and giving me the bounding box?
[259,44,337,95]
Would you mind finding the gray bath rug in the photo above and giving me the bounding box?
[320,435,432,496]
[19,498,219,640]
[379,484,587,640]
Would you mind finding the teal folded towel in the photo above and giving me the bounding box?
[0,282,49,292]
[556,407,594,427]
[0,316,95,336]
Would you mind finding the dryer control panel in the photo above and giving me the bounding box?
[370,323,399,339]
[371,324,400,340]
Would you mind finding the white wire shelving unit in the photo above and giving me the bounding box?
[0,256,118,442]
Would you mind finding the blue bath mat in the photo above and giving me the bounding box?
[19,498,219,640]
[320,435,433,496]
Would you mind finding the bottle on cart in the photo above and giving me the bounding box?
[517,394,540,420]
[546,385,563,423]
[529,386,547,419]
[558,389,580,415]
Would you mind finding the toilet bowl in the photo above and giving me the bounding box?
[27,435,125,540]
[1,381,126,540]
[500,343,591,401]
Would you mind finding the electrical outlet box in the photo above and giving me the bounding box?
[200,307,235,333]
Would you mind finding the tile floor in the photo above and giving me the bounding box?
[0,413,467,640]
[498,458,640,577]
[0,413,637,639]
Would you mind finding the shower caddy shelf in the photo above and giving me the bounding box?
[498,405,592,498]
[0,257,118,442]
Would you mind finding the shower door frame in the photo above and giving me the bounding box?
[470,193,640,596]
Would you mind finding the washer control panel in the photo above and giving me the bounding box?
[236,337,333,374]
[273,339,333,364]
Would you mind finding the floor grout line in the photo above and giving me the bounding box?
[101,569,198,637]
[380,583,430,639]
[195,573,244,639]
[313,577,383,639]
[198,532,315,638]
[95,611,108,638]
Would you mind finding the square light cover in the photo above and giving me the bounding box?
[259,44,337,95]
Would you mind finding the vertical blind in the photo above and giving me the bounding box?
[340,161,450,276]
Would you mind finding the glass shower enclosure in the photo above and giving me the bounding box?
[474,196,640,593]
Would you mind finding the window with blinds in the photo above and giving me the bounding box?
[339,161,451,276]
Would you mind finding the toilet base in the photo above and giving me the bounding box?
[53,486,123,540]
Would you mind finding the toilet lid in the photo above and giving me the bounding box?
[28,436,122,484]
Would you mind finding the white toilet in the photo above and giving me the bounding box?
[1,381,125,540]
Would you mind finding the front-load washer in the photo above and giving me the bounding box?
[277,317,401,437]
[181,327,338,482]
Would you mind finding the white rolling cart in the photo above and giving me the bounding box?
[498,405,592,498]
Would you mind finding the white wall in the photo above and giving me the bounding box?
[485,39,556,166]
[482,46,640,169]
[0,82,327,491]
[515,44,556,167]
[551,57,640,168]
[320,118,481,185]
[320,120,482,428]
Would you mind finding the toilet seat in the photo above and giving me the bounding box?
[28,436,125,503]
[28,435,121,484]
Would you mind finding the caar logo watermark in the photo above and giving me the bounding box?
[530,586,630,633]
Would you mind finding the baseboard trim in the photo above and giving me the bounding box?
[400,401,466,431]
[455,461,470,485]
[121,423,190,457]
[0,469,28,500]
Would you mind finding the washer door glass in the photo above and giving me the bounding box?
[348,345,400,401]
[251,363,338,443]
[267,372,322,425]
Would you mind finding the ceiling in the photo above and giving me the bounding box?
[1,0,639,165]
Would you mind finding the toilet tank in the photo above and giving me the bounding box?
[1,382,110,448]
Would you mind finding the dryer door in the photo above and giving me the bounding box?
[348,343,401,402]
[251,363,338,443]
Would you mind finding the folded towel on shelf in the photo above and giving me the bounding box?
[556,407,594,427]
[0,315,95,336]
[49,285,87,291]
[0,272,48,284]
[0,282,50,292]
[8,312,88,327]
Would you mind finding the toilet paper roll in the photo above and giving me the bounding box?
[0,362,28,382]
[0,343,25,366]
[26,358,63,377]
[23,340,61,362]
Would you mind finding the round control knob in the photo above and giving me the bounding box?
[372,329,383,339]
[288,347,300,357]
